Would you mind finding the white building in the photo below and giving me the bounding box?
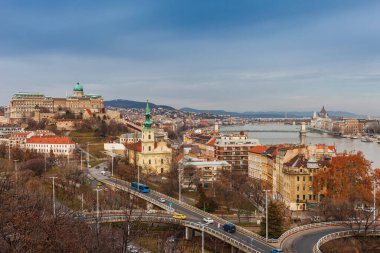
[178,155,231,189]
[26,136,75,156]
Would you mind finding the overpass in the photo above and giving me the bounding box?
[89,164,363,253]
[89,166,274,253]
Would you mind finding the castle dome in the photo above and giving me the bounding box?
[73,82,83,91]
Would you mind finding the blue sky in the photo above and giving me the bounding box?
[0,0,379,114]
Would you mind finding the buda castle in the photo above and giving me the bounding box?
[5,83,104,123]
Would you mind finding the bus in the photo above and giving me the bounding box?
[131,182,150,193]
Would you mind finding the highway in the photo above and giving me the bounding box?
[89,164,275,253]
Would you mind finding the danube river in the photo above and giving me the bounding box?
[220,124,380,168]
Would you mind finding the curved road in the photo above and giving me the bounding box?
[282,226,349,253]
[89,165,275,253]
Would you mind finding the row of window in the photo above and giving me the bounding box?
[297,175,313,182]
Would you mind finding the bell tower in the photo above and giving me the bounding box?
[141,100,155,154]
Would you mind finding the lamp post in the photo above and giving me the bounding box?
[200,224,205,253]
[87,142,90,168]
[44,152,47,174]
[111,148,114,177]
[8,142,11,161]
[95,186,101,233]
[263,189,271,241]
[50,176,58,217]
[374,180,377,223]
[80,150,83,171]
[178,168,182,202]
[14,160,18,193]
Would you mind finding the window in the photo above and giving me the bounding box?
[297,186,299,191]
[303,176,305,182]
[309,186,312,191]
[303,195,306,200]
[297,176,300,181]
[309,194,312,200]
[309,176,312,181]
[149,160,151,165]
[148,146,151,151]
[303,185,305,190]
[148,134,151,140]
[313,194,316,200]
[296,195,300,201]
[161,159,164,164]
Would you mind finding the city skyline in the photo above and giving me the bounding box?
[1,1,380,114]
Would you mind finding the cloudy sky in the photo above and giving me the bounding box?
[0,0,379,114]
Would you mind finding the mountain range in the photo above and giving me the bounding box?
[105,99,363,118]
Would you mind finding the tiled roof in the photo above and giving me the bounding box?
[26,136,75,144]
[206,138,216,147]
[249,145,269,154]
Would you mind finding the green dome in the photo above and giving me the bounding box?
[73,82,83,91]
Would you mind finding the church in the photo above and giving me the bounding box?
[125,101,172,174]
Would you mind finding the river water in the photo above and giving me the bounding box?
[221,124,380,168]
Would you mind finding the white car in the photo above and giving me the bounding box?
[203,217,214,224]
[159,197,166,203]
[101,170,106,175]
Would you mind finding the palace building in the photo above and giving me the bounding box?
[125,101,172,174]
[5,83,104,123]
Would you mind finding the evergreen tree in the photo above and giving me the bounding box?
[260,200,288,239]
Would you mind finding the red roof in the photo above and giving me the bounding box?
[206,138,216,147]
[249,145,269,154]
[26,136,75,144]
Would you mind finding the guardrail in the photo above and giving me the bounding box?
[277,221,346,246]
[313,230,380,253]
[87,215,261,253]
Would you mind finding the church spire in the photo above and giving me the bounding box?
[143,99,153,129]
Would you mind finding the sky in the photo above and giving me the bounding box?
[0,0,380,115]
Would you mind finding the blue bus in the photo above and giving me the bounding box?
[131,182,150,193]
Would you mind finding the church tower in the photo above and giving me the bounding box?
[299,122,307,145]
[141,100,155,154]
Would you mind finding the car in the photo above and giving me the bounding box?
[127,245,138,253]
[159,197,166,203]
[223,223,236,233]
[147,209,157,214]
[271,249,283,253]
[203,217,214,224]
[167,236,176,243]
[95,166,100,169]
[172,213,187,220]
[101,170,106,175]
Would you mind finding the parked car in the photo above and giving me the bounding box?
[159,197,166,203]
[223,223,236,233]
[203,217,214,224]
[271,249,283,253]
[101,170,106,175]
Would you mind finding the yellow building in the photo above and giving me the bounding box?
[126,101,172,174]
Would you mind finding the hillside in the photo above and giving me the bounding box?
[105,99,176,110]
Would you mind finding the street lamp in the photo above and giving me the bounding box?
[263,189,271,241]
[178,168,183,202]
[14,160,18,193]
[374,180,377,223]
[50,176,58,217]
[95,185,102,233]
[111,148,114,177]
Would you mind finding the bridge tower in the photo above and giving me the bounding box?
[299,122,307,145]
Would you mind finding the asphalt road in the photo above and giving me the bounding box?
[89,164,275,253]
[282,226,349,253]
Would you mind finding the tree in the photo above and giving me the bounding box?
[260,200,289,239]
[196,188,218,212]
[313,152,372,206]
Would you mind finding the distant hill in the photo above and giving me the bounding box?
[180,108,363,118]
[105,99,176,110]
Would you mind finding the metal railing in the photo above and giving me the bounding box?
[313,230,380,253]
[87,214,261,253]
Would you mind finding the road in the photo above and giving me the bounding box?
[281,226,349,253]
[89,164,275,253]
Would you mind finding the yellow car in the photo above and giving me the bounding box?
[172,213,187,220]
